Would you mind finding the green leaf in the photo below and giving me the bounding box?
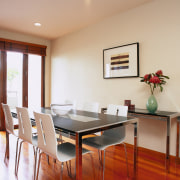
[160,85,163,92]
[163,75,170,79]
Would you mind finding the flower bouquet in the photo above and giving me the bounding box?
[140,70,169,113]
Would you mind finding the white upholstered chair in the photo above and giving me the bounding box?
[1,103,19,173]
[81,102,100,135]
[34,111,91,180]
[106,104,118,115]
[83,104,129,179]
[81,101,99,113]
[50,103,74,143]
[15,107,38,178]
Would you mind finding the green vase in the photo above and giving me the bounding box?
[146,95,158,113]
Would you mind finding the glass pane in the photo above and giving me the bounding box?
[28,54,41,108]
[7,52,23,108]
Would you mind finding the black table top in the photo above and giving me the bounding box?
[128,108,179,117]
[12,107,138,136]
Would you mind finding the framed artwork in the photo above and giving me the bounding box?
[103,42,139,79]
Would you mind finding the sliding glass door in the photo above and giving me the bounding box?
[6,52,23,108]
[6,52,42,109]
[28,54,42,108]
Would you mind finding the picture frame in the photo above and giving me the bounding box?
[103,42,139,79]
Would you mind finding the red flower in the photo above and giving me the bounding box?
[144,74,151,81]
[156,70,163,76]
[140,70,169,94]
[149,76,161,84]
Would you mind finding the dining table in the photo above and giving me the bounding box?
[10,107,139,180]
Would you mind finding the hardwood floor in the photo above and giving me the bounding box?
[0,131,180,180]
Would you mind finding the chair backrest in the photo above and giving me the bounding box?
[82,102,99,113]
[64,100,76,109]
[103,105,128,139]
[117,105,128,117]
[16,107,32,143]
[106,104,118,115]
[33,112,57,158]
[1,103,14,134]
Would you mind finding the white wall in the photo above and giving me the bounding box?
[51,0,180,155]
[0,29,51,106]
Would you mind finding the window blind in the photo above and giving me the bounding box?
[0,38,46,56]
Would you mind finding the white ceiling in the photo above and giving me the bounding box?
[0,0,152,40]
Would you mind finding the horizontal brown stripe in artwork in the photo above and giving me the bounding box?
[111,55,129,60]
[111,66,129,70]
[111,63,129,68]
[111,57,129,62]
[111,60,129,65]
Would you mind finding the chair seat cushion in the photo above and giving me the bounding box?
[83,135,125,150]
[57,142,90,162]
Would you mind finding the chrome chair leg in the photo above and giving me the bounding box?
[4,146,6,162]
[4,131,9,163]
[60,162,64,180]
[98,150,103,166]
[36,152,43,180]
[33,147,38,180]
[69,160,71,175]
[89,153,95,180]
[98,149,105,180]
[66,160,75,179]
[15,138,20,175]
[16,140,24,175]
[46,155,49,164]
[123,143,129,177]
[66,160,72,177]
[103,150,106,180]
[33,146,36,157]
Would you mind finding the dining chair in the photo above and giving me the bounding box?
[83,104,129,179]
[64,99,76,109]
[106,104,118,115]
[15,107,38,179]
[33,111,92,180]
[1,103,19,173]
[80,101,100,136]
[81,101,99,113]
[50,103,74,143]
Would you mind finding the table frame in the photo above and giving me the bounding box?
[128,109,180,172]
